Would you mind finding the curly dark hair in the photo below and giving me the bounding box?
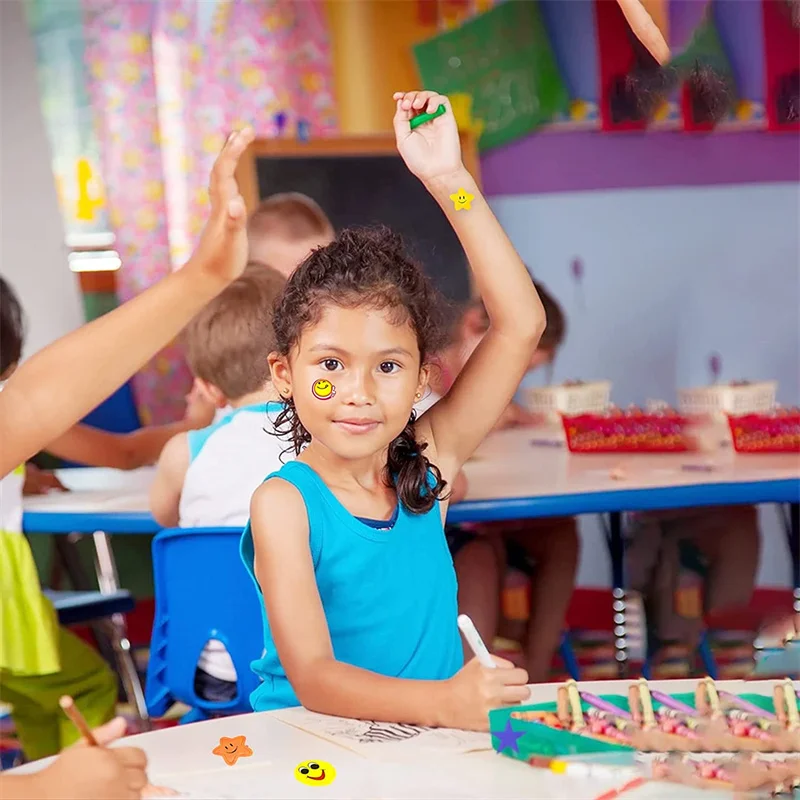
[272,226,451,514]
[0,275,24,377]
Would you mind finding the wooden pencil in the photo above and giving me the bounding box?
[59,695,98,746]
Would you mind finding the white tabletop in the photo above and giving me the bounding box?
[13,678,778,799]
[23,437,800,527]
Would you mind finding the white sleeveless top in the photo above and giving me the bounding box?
[179,402,288,529]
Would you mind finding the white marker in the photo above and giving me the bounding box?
[457,614,495,669]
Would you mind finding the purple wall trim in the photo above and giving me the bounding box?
[480,131,800,196]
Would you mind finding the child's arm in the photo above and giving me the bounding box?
[250,479,529,730]
[149,433,190,528]
[393,92,545,476]
[0,128,254,478]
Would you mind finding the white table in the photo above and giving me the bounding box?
[13,678,775,799]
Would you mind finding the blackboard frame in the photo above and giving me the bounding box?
[235,132,482,298]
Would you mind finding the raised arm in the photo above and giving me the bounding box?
[250,479,528,730]
[0,128,254,477]
[392,91,545,475]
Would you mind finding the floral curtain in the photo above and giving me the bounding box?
[80,0,337,424]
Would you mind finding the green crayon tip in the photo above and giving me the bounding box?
[410,103,446,130]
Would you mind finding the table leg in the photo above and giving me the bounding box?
[606,512,628,677]
[789,503,799,615]
[92,532,151,730]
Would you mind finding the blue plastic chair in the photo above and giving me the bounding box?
[146,528,264,723]
[59,381,141,468]
[82,381,141,434]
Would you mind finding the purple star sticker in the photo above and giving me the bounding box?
[492,719,523,754]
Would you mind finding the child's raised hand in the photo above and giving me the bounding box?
[187,127,255,287]
[393,91,463,184]
[442,655,530,731]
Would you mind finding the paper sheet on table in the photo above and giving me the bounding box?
[271,707,492,758]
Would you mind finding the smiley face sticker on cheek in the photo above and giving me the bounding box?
[295,760,336,786]
[312,379,335,400]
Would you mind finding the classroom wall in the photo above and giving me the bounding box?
[0,0,83,358]
[485,132,799,589]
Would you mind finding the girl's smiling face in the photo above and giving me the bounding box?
[270,305,428,461]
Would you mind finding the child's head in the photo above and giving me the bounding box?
[269,227,450,512]
[184,263,286,406]
[247,192,334,279]
[458,280,566,372]
[0,275,24,381]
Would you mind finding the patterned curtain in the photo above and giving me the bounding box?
[81,0,337,424]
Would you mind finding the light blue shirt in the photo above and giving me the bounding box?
[240,461,463,711]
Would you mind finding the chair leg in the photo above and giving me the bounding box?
[101,618,152,730]
[180,707,210,725]
[91,532,151,730]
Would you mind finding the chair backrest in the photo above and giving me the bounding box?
[82,381,141,434]
[146,527,264,716]
[60,381,142,468]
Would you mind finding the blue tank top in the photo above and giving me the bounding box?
[240,461,463,711]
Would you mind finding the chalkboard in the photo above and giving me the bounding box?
[414,0,569,150]
[253,151,472,303]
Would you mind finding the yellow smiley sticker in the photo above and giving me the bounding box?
[449,188,474,211]
[312,379,335,400]
[295,760,336,786]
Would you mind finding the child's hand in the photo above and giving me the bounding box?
[442,656,530,731]
[393,91,463,184]
[30,743,148,800]
[186,127,255,287]
[23,463,66,495]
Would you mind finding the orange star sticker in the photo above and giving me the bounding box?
[212,735,253,766]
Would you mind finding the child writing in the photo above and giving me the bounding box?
[242,90,544,730]
[435,293,579,683]
[0,277,118,760]
[0,126,253,781]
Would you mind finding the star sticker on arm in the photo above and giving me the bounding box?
[492,718,524,754]
[212,734,253,765]
[449,188,474,211]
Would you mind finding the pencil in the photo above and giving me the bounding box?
[59,695,98,746]
[594,776,647,800]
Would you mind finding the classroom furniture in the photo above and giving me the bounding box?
[43,588,134,626]
[146,528,263,723]
[235,132,481,303]
[24,440,800,674]
[7,677,785,798]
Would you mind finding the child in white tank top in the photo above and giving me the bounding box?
[150,265,288,701]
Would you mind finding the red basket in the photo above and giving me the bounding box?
[727,412,800,453]
[561,412,693,453]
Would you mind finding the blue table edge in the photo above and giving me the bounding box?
[23,478,800,533]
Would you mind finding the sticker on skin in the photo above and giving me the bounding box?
[312,379,335,400]
[449,188,474,211]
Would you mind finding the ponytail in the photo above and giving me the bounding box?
[385,410,447,514]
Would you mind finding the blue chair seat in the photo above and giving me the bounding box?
[44,589,134,626]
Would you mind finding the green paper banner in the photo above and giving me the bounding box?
[414,0,569,151]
